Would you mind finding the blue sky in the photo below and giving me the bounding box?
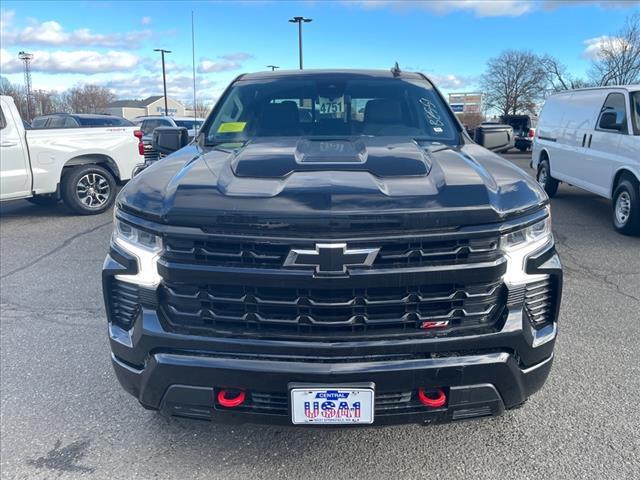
[1,0,639,106]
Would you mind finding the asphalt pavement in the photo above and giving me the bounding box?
[1,152,639,480]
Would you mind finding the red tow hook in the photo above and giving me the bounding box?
[418,387,447,408]
[217,389,246,408]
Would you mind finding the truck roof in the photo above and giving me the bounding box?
[552,85,640,95]
[238,69,428,81]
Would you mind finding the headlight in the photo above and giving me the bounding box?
[502,208,553,284]
[114,218,161,252]
[501,214,552,251]
[113,214,162,287]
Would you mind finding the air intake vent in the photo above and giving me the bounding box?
[524,278,554,326]
[109,280,140,329]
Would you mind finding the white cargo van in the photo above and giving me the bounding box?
[532,86,640,235]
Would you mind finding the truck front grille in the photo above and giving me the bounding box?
[163,235,501,270]
[159,279,507,339]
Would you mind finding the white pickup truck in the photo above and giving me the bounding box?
[0,95,143,214]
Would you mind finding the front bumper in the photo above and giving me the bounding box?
[110,332,553,425]
[103,220,562,426]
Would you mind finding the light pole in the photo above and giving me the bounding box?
[18,51,34,120]
[267,65,280,71]
[154,48,171,116]
[288,17,311,70]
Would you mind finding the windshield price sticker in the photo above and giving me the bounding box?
[316,96,345,117]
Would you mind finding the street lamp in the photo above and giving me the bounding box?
[288,16,312,70]
[154,48,172,116]
[267,65,280,71]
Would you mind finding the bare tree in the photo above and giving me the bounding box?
[540,55,592,93]
[480,50,547,116]
[0,76,29,119]
[590,13,640,86]
[186,99,212,118]
[32,89,69,115]
[64,85,116,114]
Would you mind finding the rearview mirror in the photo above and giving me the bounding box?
[599,112,623,131]
[152,127,189,154]
[474,124,513,152]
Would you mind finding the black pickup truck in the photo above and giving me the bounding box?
[103,69,562,426]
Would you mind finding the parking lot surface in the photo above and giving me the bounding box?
[1,152,639,480]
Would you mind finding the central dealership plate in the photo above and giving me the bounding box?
[290,387,375,425]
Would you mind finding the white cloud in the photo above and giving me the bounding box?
[0,48,139,74]
[198,52,253,73]
[141,16,152,25]
[427,73,476,90]
[101,74,220,104]
[350,0,639,17]
[1,15,152,48]
[351,0,533,17]
[0,48,23,73]
[583,35,613,59]
[0,10,15,31]
[581,35,632,60]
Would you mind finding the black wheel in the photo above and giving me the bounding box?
[61,164,116,215]
[518,146,528,152]
[612,179,640,236]
[537,159,559,198]
[27,195,60,206]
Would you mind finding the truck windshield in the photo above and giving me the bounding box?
[204,75,459,145]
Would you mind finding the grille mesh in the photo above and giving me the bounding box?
[160,280,506,339]
[162,236,501,270]
[109,280,140,329]
[524,278,554,326]
[235,390,430,416]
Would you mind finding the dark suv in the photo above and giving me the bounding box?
[103,69,562,426]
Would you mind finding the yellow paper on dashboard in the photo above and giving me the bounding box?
[217,122,246,133]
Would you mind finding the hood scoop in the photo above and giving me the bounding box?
[231,137,431,179]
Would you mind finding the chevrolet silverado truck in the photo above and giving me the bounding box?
[103,69,562,426]
[0,96,143,214]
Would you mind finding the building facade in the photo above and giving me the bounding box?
[101,96,186,120]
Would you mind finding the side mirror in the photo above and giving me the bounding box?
[475,124,513,152]
[152,127,189,154]
[599,111,622,131]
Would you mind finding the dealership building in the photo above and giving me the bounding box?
[448,92,483,115]
[101,96,187,120]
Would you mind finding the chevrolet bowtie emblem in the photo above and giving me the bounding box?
[283,243,380,274]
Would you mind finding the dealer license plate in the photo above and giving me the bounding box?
[290,387,374,425]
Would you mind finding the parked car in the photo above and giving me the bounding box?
[532,86,640,235]
[131,116,204,169]
[474,122,515,153]
[501,114,536,152]
[31,113,133,129]
[0,96,143,214]
[133,115,204,140]
[103,69,562,426]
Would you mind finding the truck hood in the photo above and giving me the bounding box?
[118,137,547,231]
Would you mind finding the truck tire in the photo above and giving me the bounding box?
[612,179,640,236]
[27,195,60,206]
[536,159,559,198]
[518,145,528,152]
[61,164,116,215]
